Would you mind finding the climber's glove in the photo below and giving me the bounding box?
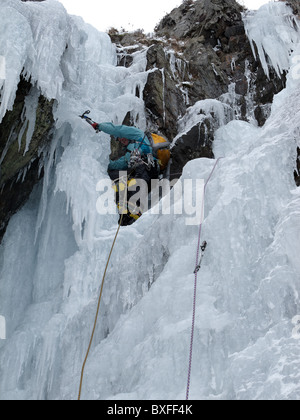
[92,123,100,131]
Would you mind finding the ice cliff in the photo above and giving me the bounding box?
[0,0,300,400]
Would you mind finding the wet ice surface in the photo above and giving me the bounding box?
[0,0,300,400]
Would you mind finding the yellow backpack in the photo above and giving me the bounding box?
[147,132,171,172]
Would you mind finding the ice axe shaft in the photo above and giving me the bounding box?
[79,110,100,132]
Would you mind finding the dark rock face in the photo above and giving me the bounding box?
[143,44,187,140]
[286,0,300,15]
[295,147,300,187]
[170,121,215,180]
[0,77,54,241]
[0,160,41,241]
[108,0,290,180]
[154,0,286,124]
[156,0,244,41]
[149,0,287,176]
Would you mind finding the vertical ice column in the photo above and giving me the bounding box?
[0,315,6,340]
[0,55,5,80]
[243,2,300,79]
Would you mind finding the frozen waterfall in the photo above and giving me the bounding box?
[0,0,300,400]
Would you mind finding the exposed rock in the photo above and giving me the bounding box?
[151,0,288,175]
[0,77,54,242]
[143,44,187,139]
[107,0,289,180]
[286,0,300,15]
[0,160,41,242]
[155,0,287,114]
[155,0,244,42]
[170,119,215,180]
[0,81,54,186]
[295,147,300,187]
[2,0,295,241]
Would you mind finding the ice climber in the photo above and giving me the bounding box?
[92,121,159,226]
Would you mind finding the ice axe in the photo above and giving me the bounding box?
[79,110,100,132]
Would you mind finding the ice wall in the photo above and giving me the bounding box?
[81,39,300,400]
[243,2,300,79]
[0,0,299,401]
[0,0,153,400]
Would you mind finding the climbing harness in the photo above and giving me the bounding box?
[131,135,156,171]
[146,153,156,170]
[129,149,144,169]
[129,150,156,171]
[186,157,223,401]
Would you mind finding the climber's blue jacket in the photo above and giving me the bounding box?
[98,123,152,171]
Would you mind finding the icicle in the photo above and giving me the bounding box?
[175,98,233,144]
[231,57,236,72]
[243,2,300,79]
[211,63,218,76]
[23,86,39,156]
[34,129,62,242]
[169,51,177,78]
[220,83,242,120]
[180,83,190,106]
[244,59,256,124]
[160,68,166,126]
